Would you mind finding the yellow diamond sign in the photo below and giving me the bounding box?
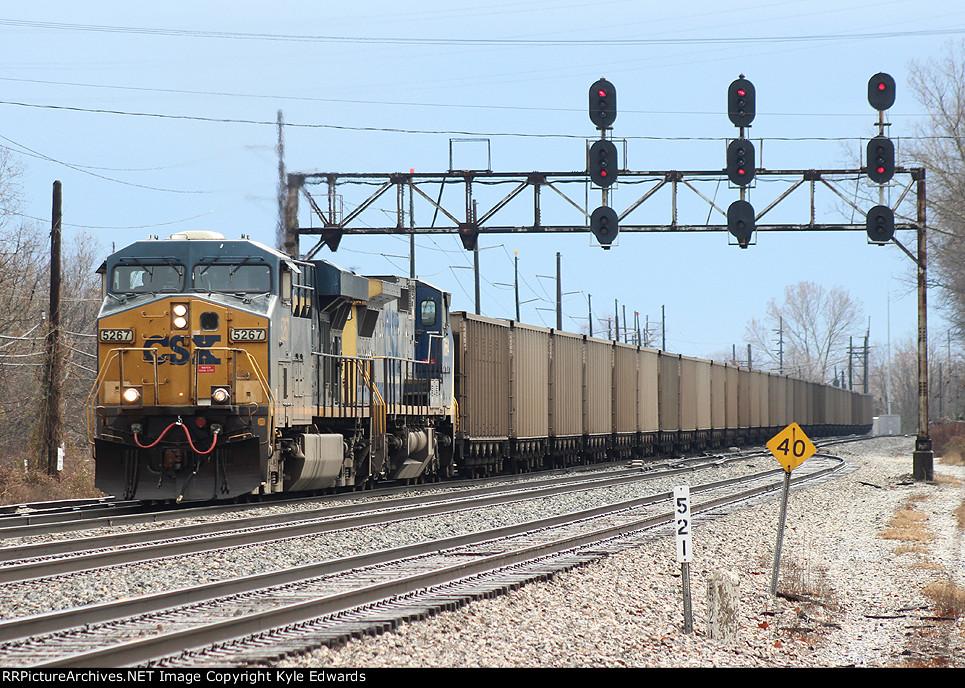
[766,422,817,473]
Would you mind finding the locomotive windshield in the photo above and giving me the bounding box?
[192,263,272,293]
[110,264,185,294]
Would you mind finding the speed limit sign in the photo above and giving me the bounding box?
[766,422,817,472]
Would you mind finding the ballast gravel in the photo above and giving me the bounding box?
[277,436,965,669]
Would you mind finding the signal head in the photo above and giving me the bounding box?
[727,199,755,248]
[866,205,895,244]
[868,73,896,111]
[866,135,895,184]
[590,206,619,249]
[588,139,619,188]
[728,77,756,127]
[458,222,479,251]
[726,138,756,186]
[589,78,617,129]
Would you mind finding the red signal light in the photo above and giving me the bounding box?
[877,82,886,91]
[598,89,607,97]
[737,88,746,96]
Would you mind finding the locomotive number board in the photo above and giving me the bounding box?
[229,328,268,342]
[99,328,135,343]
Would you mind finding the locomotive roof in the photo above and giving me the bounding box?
[100,234,301,272]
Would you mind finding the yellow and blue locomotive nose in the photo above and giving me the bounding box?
[93,293,271,501]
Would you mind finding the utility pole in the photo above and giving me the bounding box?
[556,252,562,330]
[472,200,480,315]
[410,169,416,279]
[588,294,593,337]
[661,305,666,350]
[473,246,480,315]
[513,252,520,321]
[43,181,63,477]
[614,299,620,342]
[848,336,854,390]
[276,110,287,254]
[775,316,784,374]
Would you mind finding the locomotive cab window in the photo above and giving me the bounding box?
[420,299,437,327]
[192,263,272,294]
[111,264,185,294]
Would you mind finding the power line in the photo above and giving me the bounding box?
[0,132,210,193]
[0,76,928,120]
[1,18,962,46]
[0,99,953,142]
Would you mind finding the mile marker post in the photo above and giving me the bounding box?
[765,422,817,595]
[673,485,693,633]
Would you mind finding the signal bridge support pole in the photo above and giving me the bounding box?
[914,171,933,481]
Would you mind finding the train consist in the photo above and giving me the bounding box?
[88,232,872,502]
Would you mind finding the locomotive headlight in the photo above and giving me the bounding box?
[211,387,231,404]
[172,303,189,330]
[121,386,142,406]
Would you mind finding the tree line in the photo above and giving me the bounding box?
[0,151,100,476]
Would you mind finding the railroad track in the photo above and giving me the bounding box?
[0,435,864,538]
[0,448,768,583]
[0,451,846,668]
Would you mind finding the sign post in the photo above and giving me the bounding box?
[673,485,693,633]
[765,423,817,595]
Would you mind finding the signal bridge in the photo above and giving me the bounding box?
[280,73,932,483]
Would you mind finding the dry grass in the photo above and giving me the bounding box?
[957,499,965,531]
[934,474,964,487]
[778,555,838,608]
[922,580,965,619]
[879,506,934,543]
[0,451,103,506]
[939,452,965,467]
[928,422,965,465]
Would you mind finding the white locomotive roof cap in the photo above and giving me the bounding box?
[168,230,226,240]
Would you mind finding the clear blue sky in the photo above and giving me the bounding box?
[0,1,958,365]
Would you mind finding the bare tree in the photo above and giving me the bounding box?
[0,146,24,227]
[0,145,102,470]
[744,281,865,383]
[907,42,965,341]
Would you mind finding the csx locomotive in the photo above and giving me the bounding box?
[88,231,872,503]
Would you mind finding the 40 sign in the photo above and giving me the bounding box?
[766,422,817,473]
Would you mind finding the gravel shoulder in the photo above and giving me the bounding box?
[280,436,965,668]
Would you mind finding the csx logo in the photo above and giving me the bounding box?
[144,334,222,365]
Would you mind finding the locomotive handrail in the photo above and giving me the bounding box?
[191,347,275,453]
[353,358,386,440]
[372,354,432,417]
[85,347,162,445]
[313,352,381,421]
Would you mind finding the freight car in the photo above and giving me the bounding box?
[449,312,872,476]
[88,232,872,503]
